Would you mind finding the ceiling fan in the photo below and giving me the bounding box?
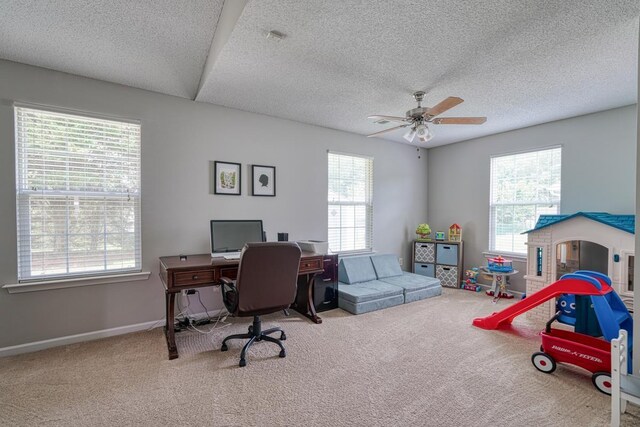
[367,91,486,143]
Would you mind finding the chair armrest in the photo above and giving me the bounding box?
[220,277,238,313]
[220,277,235,287]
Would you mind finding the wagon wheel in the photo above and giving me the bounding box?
[531,352,556,373]
[591,372,612,395]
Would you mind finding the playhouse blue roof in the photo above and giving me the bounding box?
[523,212,635,234]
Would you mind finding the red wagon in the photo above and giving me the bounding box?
[531,322,612,394]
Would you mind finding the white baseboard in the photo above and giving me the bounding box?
[0,308,226,358]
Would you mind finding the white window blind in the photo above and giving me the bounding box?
[328,151,373,253]
[15,106,142,281]
[489,146,561,254]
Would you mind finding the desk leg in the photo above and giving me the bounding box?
[164,291,178,360]
[293,273,323,324]
[306,273,322,324]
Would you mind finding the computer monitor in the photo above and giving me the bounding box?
[210,220,264,256]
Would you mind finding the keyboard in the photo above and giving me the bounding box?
[223,253,241,260]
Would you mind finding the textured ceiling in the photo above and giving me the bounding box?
[197,0,640,147]
[0,0,224,99]
[0,1,638,147]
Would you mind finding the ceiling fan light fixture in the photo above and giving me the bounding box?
[416,123,433,143]
[403,127,416,143]
[367,92,485,142]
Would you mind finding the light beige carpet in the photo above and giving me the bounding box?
[1,289,638,426]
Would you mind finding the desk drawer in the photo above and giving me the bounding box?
[174,270,215,286]
[299,258,323,273]
[321,256,338,281]
[219,267,238,280]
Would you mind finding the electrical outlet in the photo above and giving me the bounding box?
[398,257,404,267]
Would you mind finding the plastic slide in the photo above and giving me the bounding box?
[472,272,613,330]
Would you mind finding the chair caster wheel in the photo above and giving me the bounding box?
[221,343,228,352]
[239,359,246,367]
[279,350,286,358]
[280,332,287,340]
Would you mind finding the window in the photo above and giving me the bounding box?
[328,152,373,253]
[536,247,543,276]
[489,146,561,254]
[15,106,141,281]
[626,254,634,293]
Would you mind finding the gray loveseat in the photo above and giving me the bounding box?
[338,254,442,314]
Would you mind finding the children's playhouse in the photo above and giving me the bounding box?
[523,212,635,321]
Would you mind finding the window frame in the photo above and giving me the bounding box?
[489,145,562,256]
[327,150,374,255]
[14,103,143,283]
[621,250,635,295]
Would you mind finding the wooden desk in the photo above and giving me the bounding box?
[159,252,336,360]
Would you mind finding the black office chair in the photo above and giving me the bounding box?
[220,242,301,367]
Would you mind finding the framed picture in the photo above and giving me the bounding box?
[251,165,276,197]
[214,161,241,195]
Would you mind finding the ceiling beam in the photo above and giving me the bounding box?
[194,0,248,100]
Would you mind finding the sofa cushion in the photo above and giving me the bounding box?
[404,285,442,304]
[379,272,441,291]
[339,293,404,315]
[338,256,377,284]
[370,254,403,279]
[338,280,403,304]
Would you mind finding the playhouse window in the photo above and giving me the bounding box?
[536,248,543,276]
[489,146,561,254]
[628,255,634,292]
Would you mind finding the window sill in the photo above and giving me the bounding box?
[482,250,527,262]
[2,271,151,294]
[336,250,376,258]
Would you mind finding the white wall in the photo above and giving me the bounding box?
[427,105,637,292]
[0,60,429,349]
[633,20,639,373]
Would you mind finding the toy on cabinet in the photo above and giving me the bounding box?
[415,223,432,241]
[448,223,462,242]
[435,231,445,241]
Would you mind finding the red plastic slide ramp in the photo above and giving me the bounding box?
[472,276,611,330]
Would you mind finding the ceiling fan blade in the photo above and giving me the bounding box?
[432,117,487,125]
[368,115,411,123]
[424,97,464,117]
[366,124,409,137]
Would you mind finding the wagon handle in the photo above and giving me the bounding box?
[546,311,562,334]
